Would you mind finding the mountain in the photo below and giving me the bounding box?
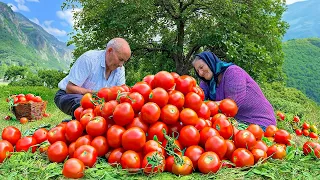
[283,0,320,41]
[0,2,73,71]
[282,38,320,104]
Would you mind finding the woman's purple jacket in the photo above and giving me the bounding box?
[200,65,276,128]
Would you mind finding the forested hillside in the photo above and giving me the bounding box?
[282,38,320,104]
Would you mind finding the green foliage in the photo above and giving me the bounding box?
[63,0,288,83]
[282,38,320,104]
[3,66,28,81]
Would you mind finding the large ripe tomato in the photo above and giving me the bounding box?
[75,135,92,150]
[251,140,268,152]
[120,150,141,172]
[113,102,134,126]
[65,120,84,142]
[179,108,199,125]
[219,98,238,117]
[149,87,169,108]
[199,127,220,146]
[142,75,155,88]
[205,135,227,159]
[212,116,233,140]
[86,116,107,137]
[147,122,168,142]
[211,113,227,124]
[91,136,109,157]
[266,144,286,159]
[100,101,118,120]
[68,142,76,158]
[172,156,193,175]
[196,103,211,120]
[80,93,95,109]
[184,92,202,111]
[184,145,204,169]
[302,141,319,155]
[47,141,69,163]
[107,125,125,148]
[97,87,111,102]
[47,126,66,144]
[234,130,257,150]
[153,71,175,91]
[197,152,221,174]
[62,158,85,179]
[79,112,94,128]
[175,75,195,95]
[126,117,149,133]
[25,93,35,101]
[140,102,161,124]
[108,148,124,166]
[274,129,291,145]
[231,148,254,167]
[251,148,267,163]
[15,136,37,153]
[141,151,165,174]
[0,140,14,163]
[131,82,152,102]
[205,101,219,117]
[194,118,210,131]
[143,140,165,156]
[225,140,236,160]
[168,90,185,110]
[79,108,93,119]
[73,106,84,120]
[73,145,98,167]
[192,86,205,101]
[178,125,200,147]
[120,92,144,113]
[32,128,48,144]
[302,122,310,130]
[1,126,21,146]
[264,125,278,137]
[108,86,124,101]
[122,127,146,152]
[246,124,264,140]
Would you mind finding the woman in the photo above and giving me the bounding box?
[192,51,276,130]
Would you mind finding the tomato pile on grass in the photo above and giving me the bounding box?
[1,71,320,179]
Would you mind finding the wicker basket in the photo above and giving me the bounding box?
[12,101,47,121]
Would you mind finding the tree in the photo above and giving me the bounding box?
[4,66,28,81]
[63,0,288,83]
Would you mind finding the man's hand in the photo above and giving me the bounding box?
[66,81,93,95]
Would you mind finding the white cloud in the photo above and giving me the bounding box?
[29,18,40,25]
[42,20,67,37]
[56,8,81,27]
[286,0,307,5]
[26,0,39,2]
[7,3,18,12]
[13,0,30,12]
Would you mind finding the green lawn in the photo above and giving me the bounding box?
[0,85,320,180]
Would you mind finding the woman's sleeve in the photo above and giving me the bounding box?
[223,68,247,108]
[199,80,209,100]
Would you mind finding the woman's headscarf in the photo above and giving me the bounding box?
[194,51,233,100]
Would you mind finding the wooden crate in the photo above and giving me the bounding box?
[12,101,47,121]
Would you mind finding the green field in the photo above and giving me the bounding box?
[0,85,320,180]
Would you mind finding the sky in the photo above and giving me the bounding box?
[1,0,308,43]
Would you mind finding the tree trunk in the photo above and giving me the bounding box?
[175,59,192,75]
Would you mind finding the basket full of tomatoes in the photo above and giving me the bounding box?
[8,93,47,121]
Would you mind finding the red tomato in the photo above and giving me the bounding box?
[32,128,48,144]
[178,125,200,147]
[251,148,267,163]
[225,140,236,160]
[32,96,42,102]
[153,71,175,91]
[184,145,204,169]
[302,141,319,155]
[179,108,199,126]
[266,144,286,159]
[126,117,149,133]
[68,142,76,158]
[231,148,254,167]
[47,141,69,163]
[120,150,141,172]
[295,129,303,136]
[309,132,319,139]
[80,93,95,109]
[75,135,92,150]
[234,130,257,150]
[302,122,310,130]
[79,112,94,128]
[143,140,165,156]
[73,145,98,167]
[197,152,221,174]
[172,156,193,175]
[212,116,233,139]
[246,124,264,140]
[20,117,28,124]
[175,75,195,95]
[100,101,117,120]
[47,126,66,144]
[113,102,134,126]
[86,116,107,137]
[264,125,278,137]
[142,75,155,88]
[219,98,238,117]
[79,108,93,119]
[205,135,227,159]
[141,151,165,174]
[108,148,124,166]
[122,127,146,152]
[15,136,37,153]
[276,111,285,121]
[293,115,300,123]
[303,129,310,136]
[196,103,210,120]
[147,122,168,142]
[140,102,161,124]
[170,72,180,82]
[91,136,109,157]
[194,118,210,131]
[62,158,85,179]
[65,120,84,142]
[211,113,227,124]
[97,87,111,102]
[205,101,219,117]
[1,126,21,146]
[25,93,35,101]
[274,129,291,145]
[120,92,145,113]
[108,86,125,101]
[149,87,169,108]
[184,92,202,111]
[192,86,205,101]
[107,125,125,148]
[0,140,14,163]
[251,140,268,152]
[168,90,185,110]
[131,82,152,102]
[199,127,220,146]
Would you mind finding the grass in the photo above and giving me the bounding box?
[0,85,320,180]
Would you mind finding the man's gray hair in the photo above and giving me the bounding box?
[106,39,122,51]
